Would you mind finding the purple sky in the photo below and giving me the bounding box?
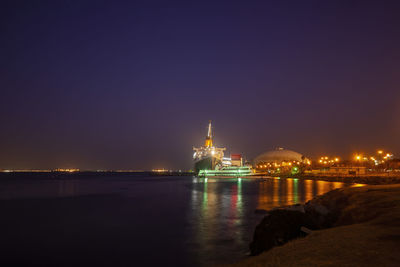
[1,0,400,170]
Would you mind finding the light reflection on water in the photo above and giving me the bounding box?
[188,177,363,265]
[58,179,78,197]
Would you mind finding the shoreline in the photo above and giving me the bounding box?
[270,173,400,185]
[231,173,400,185]
[233,184,400,266]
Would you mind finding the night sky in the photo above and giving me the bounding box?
[1,1,400,170]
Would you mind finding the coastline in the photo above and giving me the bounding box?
[254,173,400,185]
[232,184,400,266]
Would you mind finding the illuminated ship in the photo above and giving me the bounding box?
[193,121,226,174]
[198,166,253,177]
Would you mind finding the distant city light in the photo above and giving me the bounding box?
[54,168,79,173]
[152,169,168,172]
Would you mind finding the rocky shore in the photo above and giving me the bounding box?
[235,184,400,266]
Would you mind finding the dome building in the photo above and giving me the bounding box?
[253,148,311,173]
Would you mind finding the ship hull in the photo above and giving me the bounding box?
[198,166,254,177]
[194,156,219,174]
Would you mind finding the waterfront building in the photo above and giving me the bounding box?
[253,148,310,174]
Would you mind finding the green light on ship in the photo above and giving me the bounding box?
[198,166,254,177]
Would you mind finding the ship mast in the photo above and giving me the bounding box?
[204,120,213,147]
[207,120,212,138]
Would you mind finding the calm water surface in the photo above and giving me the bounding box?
[0,174,359,266]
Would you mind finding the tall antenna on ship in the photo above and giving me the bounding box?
[204,120,213,147]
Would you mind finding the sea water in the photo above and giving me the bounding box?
[0,174,357,266]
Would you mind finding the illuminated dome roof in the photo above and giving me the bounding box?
[254,148,307,163]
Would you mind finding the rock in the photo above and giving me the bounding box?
[249,209,317,255]
[255,209,269,214]
[271,204,305,213]
[284,204,305,213]
[300,226,312,234]
[249,189,356,256]
[304,190,350,228]
[310,204,329,215]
